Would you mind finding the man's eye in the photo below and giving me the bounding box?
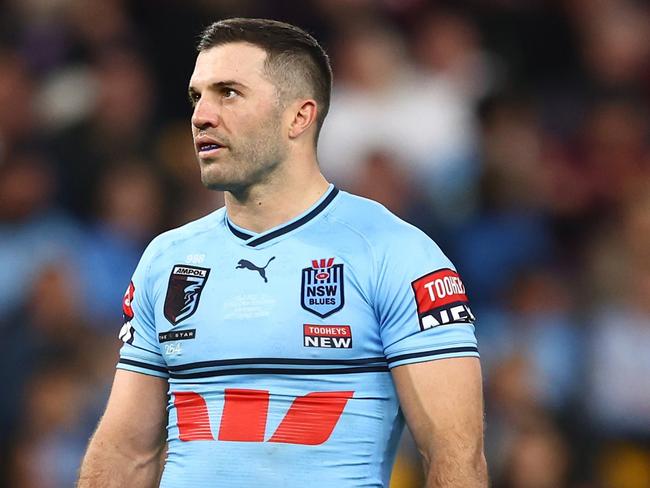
[223,88,238,99]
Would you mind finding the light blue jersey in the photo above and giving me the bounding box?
[117,185,478,487]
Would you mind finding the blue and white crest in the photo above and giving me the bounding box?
[164,265,211,325]
[301,258,345,318]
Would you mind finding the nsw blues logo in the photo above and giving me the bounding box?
[301,258,344,318]
[163,265,211,325]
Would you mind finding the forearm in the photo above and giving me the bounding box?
[423,448,488,488]
[77,429,165,488]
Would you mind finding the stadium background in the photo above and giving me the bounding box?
[1,0,649,486]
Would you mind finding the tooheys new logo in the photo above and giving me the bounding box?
[411,268,475,331]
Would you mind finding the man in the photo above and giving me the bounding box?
[78,18,487,487]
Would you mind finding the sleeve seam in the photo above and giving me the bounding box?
[326,215,379,307]
[118,355,167,370]
[383,331,477,357]
[387,346,480,366]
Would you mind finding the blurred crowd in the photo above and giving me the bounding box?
[1,0,649,487]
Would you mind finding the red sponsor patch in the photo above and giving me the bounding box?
[411,269,474,330]
[412,268,468,313]
[303,325,352,348]
[175,388,352,445]
[122,281,135,319]
[303,325,351,337]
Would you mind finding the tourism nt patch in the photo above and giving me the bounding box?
[411,268,475,331]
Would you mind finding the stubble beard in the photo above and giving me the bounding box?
[199,111,288,196]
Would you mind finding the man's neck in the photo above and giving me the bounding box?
[224,158,330,234]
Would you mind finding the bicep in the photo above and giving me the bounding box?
[392,357,484,461]
[96,369,168,453]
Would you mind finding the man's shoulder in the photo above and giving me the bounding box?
[331,191,433,249]
[143,207,226,259]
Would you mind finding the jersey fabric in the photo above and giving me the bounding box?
[117,185,478,487]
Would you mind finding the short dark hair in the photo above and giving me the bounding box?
[197,18,332,140]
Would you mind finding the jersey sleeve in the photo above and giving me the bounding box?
[374,225,479,369]
[116,240,169,378]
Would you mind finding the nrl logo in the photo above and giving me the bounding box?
[301,258,345,318]
[163,265,211,326]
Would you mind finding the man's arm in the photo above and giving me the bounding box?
[392,357,488,487]
[78,369,168,487]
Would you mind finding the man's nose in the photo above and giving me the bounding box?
[191,98,220,129]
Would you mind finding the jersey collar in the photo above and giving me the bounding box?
[225,185,339,247]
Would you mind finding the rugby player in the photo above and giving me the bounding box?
[78,18,487,487]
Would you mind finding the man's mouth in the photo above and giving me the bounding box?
[195,138,227,157]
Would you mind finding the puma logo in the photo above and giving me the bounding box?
[235,256,276,283]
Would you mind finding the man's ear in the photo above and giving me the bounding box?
[288,99,318,139]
